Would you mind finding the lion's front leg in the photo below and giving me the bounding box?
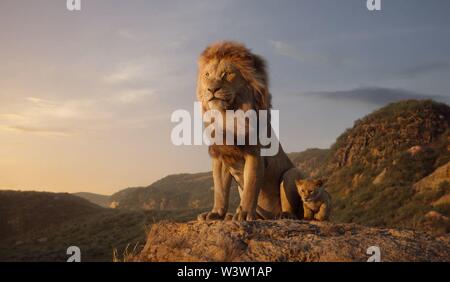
[233,154,263,221]
[303,205,314,220]
[198,159,231,221]
[314,202,330,221]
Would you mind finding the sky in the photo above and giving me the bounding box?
[0,0,449,194]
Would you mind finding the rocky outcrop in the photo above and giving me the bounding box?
[330,100,449,169]
[414,162,450,191]
[135,220,450,262]
[372,168,387,185]
[321,100,450,234]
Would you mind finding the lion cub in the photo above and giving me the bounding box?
[296,179,331,221]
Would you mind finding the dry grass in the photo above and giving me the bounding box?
[113,242,142,262]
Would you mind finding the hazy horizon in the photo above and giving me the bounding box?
[1,0,449,194]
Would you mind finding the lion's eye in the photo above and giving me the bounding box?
[205,72,209,77]
[220,72,227,79]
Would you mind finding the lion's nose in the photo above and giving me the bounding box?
[207,86,221,94]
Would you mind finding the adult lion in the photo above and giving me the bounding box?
[196,41,302,221]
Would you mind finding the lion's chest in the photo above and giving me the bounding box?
[209,145,256,187]
[228,161,245,187]
[304,200,322,212]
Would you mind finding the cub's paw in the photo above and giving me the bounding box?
[313,214,327,221]
[197,211,226,221]
[279,212,297,220]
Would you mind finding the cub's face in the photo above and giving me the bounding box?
[296,179,323,202]
[197,59,247,111]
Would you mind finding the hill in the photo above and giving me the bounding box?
[0,209,199,262]
[0,191,103,239]
[135,220,450,262]
[288,148,330,177]
[291,100,450,234]
[73,172,242,212]
[73,192,110,208]
[108,172,240,211]
[0,190,200,261]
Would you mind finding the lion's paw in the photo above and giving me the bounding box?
[224,213,234,221]
[232,210,257,221]
[197,211,226,221]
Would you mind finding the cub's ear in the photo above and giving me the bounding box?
[295,179,304,186]
[316,179,323,186]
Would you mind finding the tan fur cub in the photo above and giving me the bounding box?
[296,179,331,221]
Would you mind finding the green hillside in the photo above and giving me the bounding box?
[73,192,111,208]
[292,100,450,234]
[0,190,200,261]
[109,172,241,212]
[0,191,103,239]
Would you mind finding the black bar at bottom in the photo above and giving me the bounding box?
[0,262,448,281]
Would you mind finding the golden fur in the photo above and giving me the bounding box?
[197,41,271,112]
[296,179,332,221]
[196,41,302,221]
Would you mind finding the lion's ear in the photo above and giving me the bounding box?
[295,179,303,186]
[316,179,323,187]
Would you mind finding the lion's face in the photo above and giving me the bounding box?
[197,41,271,113]
[296,179,323,202]
[198,59,248,111]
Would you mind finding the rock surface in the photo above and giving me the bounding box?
[135,220,450,262]
[414,162,450,191]
[330,100,449,169]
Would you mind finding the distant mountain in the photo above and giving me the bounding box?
[73,192,110,208]
[74,172,242,212]
[288,148,331,178]
[0,191,103,239]
[109,172,240,211]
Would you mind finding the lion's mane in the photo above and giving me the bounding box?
[197,41,272,111]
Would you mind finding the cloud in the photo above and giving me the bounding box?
[269,40,345,66]
[270,40,323,63]
[0,89,164,137]
[26,96,98,119]
[113,89,154,104]
[303,87,449,106]
[26,97,57,107]
[0,96,108,136]
[0,113,26,121]
[0,53,185,137]
[270,40,302,60]
[102,55,188,88]
[2,125,73,136]
[400,61,450,78]
[103,64,147,84]
[117,29,139,41]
